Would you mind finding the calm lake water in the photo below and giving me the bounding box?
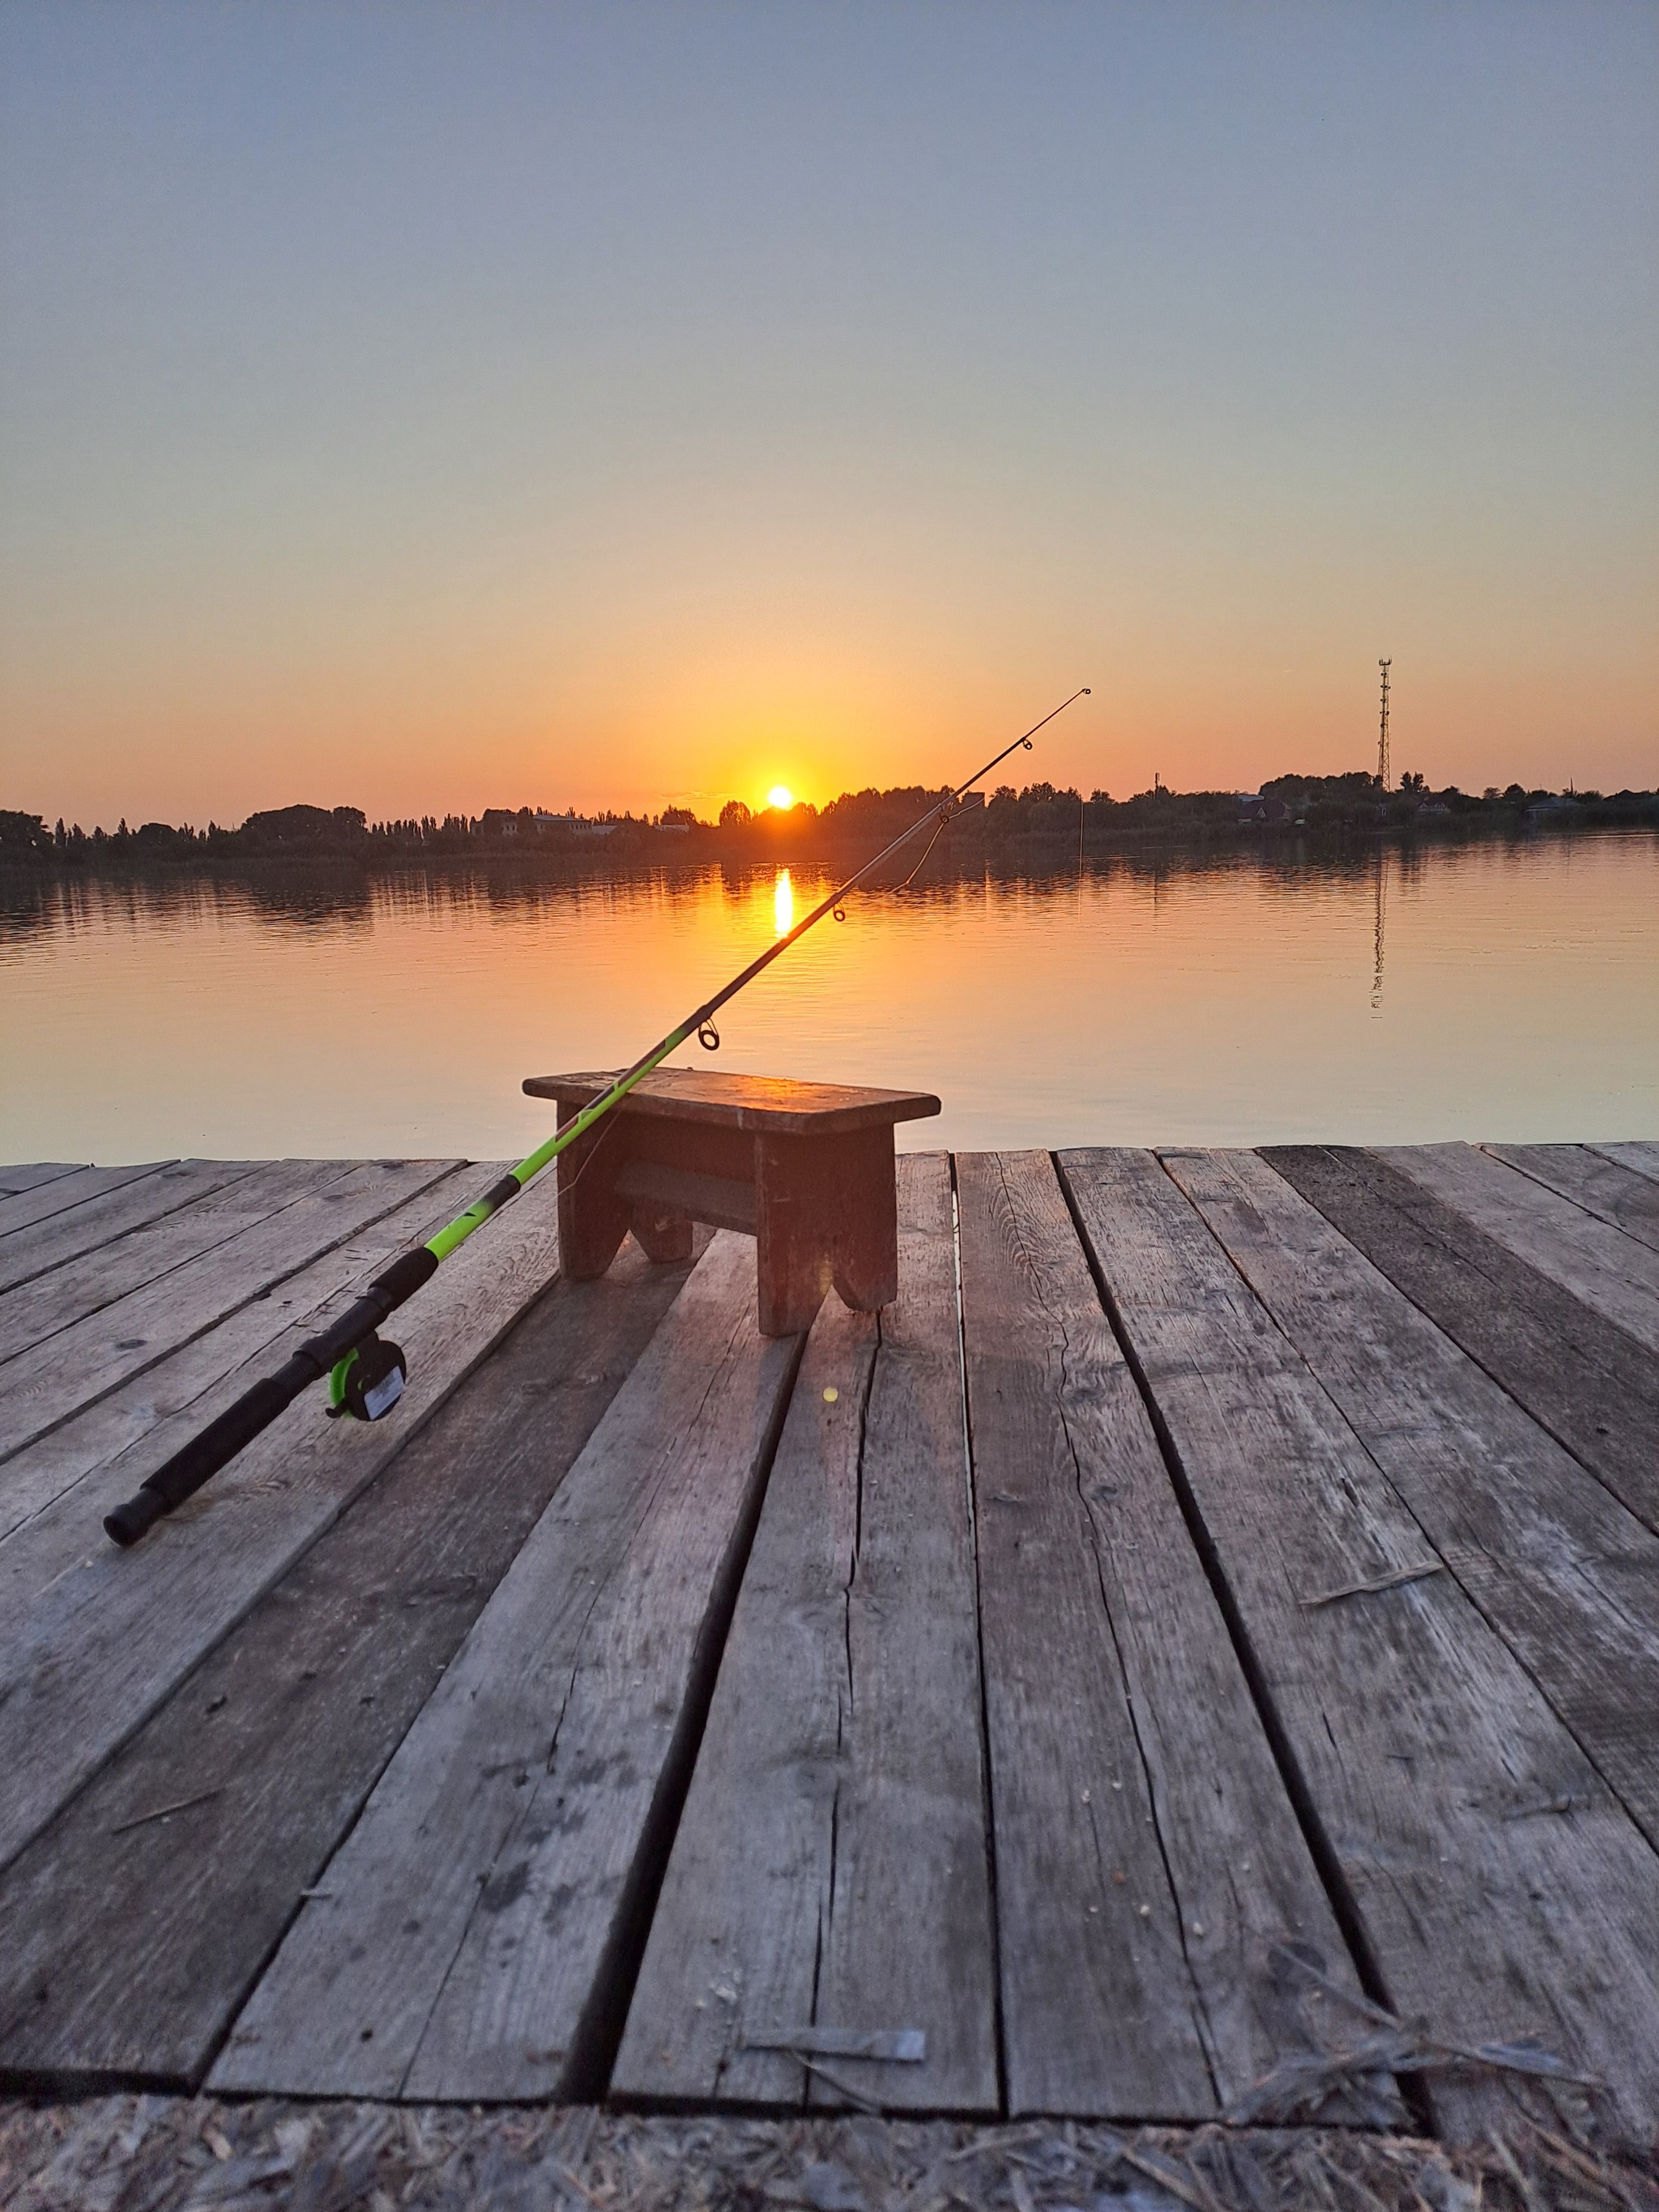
[3,833,1656,1165]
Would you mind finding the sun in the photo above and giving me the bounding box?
[766,784,795,811]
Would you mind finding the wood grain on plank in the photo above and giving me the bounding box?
[1484,1144,1659,1255]
[0,1166,83,1200]
[1063,1146,1659,2138]
[0,1234,704,2089]
[1264,1145,1659,1538]
[1376,1143,1659,1353]
[615,1155,997,2116]
[0,1161,300,1369]
[0,1164,565,1877]
[1166,1148,1659,1853]
[0,1166,164,1242]
[958,1150,1362,2122]
[0,1158,458,1460]
[211,1232,803,2103]
[0,1161,266,1297]
[0,1164,476,1546]
[1589,1142,1659,1185]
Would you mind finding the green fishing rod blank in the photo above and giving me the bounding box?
[103,690,1090,1548]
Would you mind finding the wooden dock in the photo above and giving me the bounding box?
[1,1141,1657,2142]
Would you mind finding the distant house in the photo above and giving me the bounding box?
[527,809,614,837]
[1236,793,1291,825]
[956,790,986,812]
[480,809,520,837]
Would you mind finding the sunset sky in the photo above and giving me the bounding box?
[2,0,1654,829]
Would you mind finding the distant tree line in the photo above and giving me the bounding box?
[3,773,1655,870]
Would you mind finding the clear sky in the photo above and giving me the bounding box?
[2,0,1654,829]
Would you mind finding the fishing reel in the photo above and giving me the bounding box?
[326,1332,408,1421]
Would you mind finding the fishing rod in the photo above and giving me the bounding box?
[104,688,1090,1548]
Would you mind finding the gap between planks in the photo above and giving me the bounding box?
[0,1161,476,1546]
[211,1230,805,2105]
[0,1166,87,1202]
[1375,1144,1659,1354]
[0,1162,275,1299]
[1483,1144,1659,1256]
[1166,1149,1659,1858]
[0,1163,565,1877]
[615,1154,1000,2119]
[1264,1144,1659,1543]
[954,1150,1368,2124]
[0,1233,706,2091]
[0,1159,466,1460]
[1062,1146,1659,2142]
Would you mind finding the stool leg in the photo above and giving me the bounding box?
[754,1133,833,1336]
[630,1203,694,1264]
[827,1125,900,1313]
[557,1112,631,1280]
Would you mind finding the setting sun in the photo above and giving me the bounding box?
[766,785,795,811]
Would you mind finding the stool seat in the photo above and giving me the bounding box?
[522,1068,940,1336]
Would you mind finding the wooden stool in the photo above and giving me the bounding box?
[522,1069,940,1336]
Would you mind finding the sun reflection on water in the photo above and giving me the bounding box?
[2,837,1654,1161]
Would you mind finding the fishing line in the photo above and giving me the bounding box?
[897,809,954,890]
[104,688,1090,1546]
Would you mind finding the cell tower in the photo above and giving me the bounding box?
[1377,658,1392,789]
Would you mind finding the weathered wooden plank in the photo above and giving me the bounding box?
[1376,1143,1659,1353]
[1484,1144,1659,1255]
[1265,1144,1659,1537]
[1166,1148,1659,1853]
[957,1151,1364,2123]
[211,1232,803,2103]
[0,1166,83,1200]
[614,1155,998,2116]
[0,1157,328,1373]
[1589,1141,1659,1185]
[0,1165,564,1877]
[964,1147,1205,2121]
[0,1165,162,1241]
[0,1161,265,1296]
[1062,1146,1659,2138]
[0,1233,705,2090]
[0,1158,457,1459]
[0,1165,476,1546]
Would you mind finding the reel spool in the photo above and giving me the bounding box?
[327,1332,408,1421]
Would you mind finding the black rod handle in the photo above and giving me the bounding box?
[104,1357,316,1545]
[103,1247,438,1547]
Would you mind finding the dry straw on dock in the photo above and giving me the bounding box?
[3,2097,1657,2212]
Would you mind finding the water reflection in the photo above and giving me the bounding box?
[2,833,1655,1161]
[0,840,1483,946]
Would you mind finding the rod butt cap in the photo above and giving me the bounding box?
[104,1489,168,1548]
